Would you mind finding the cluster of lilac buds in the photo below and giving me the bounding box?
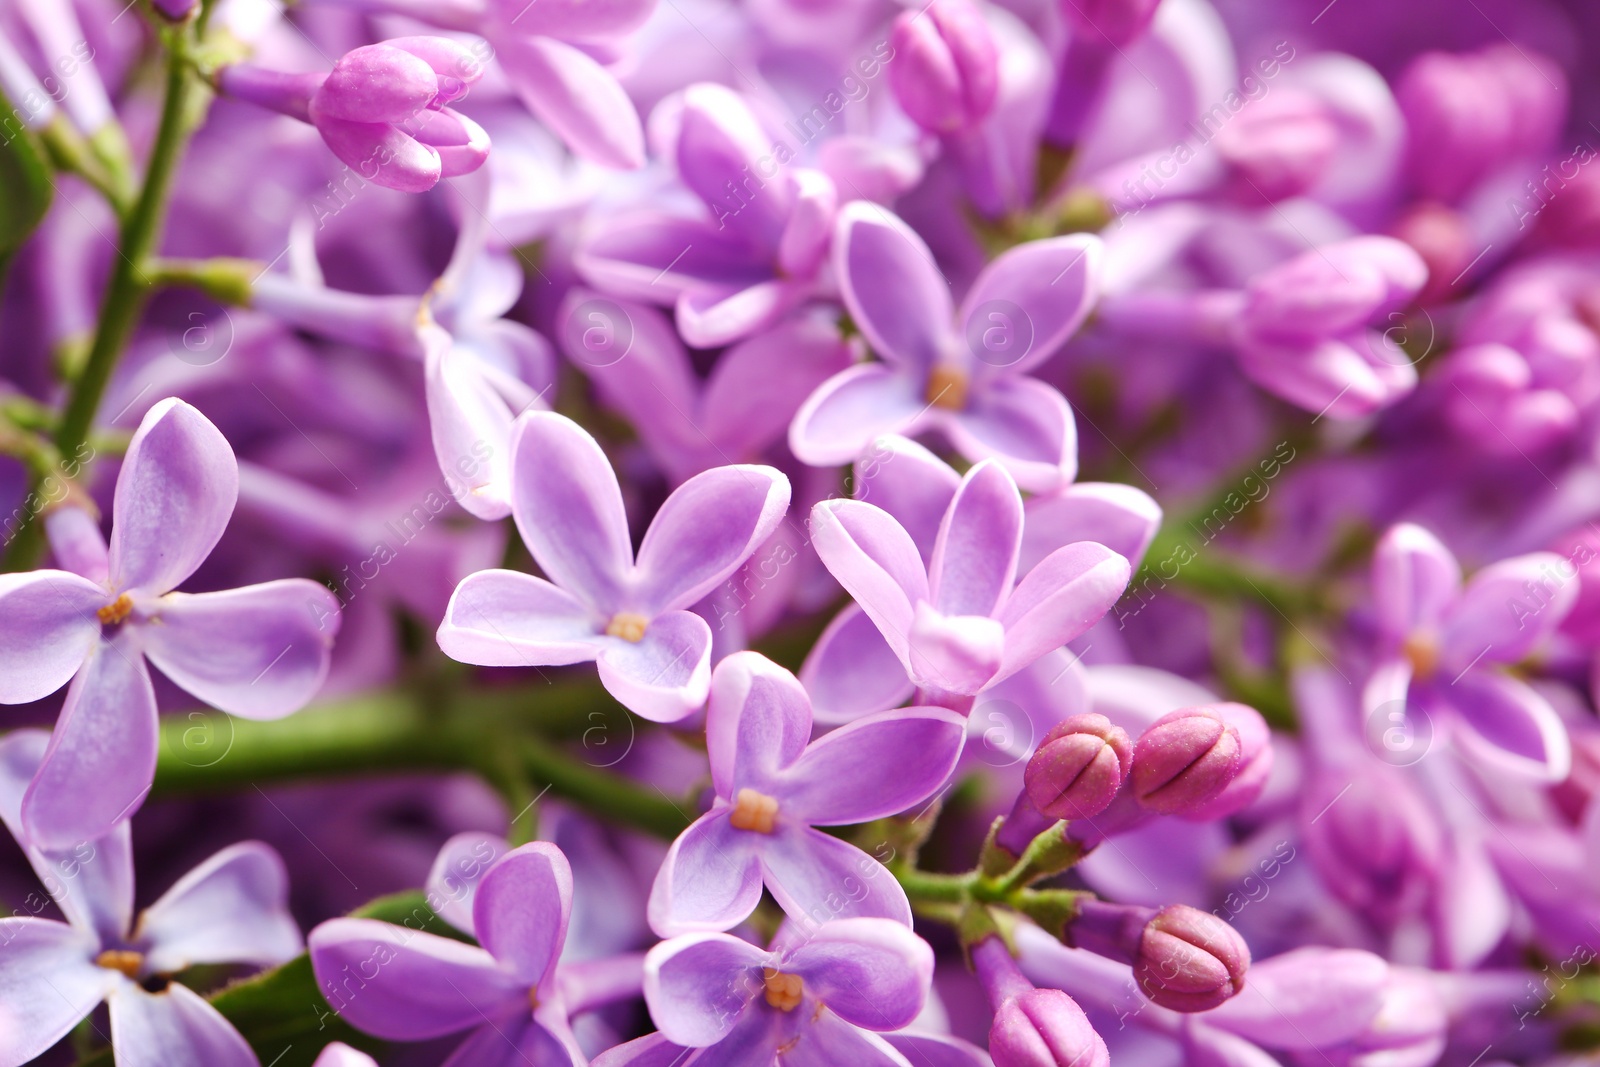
[0,0,1596,1063]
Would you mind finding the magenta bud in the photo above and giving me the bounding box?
[973,938,1110,1067]
[1133,905,1250,1012]
[888,0,999,135]
[1024,713,1132,821]
[1213,89,1339,202]
[1183,703,1273,821]
[1061,0,1162,47]
[1130,706,1242,815]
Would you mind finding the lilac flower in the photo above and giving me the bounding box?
[802,434,1157,722]
[251,169,556,519]
[593,917,934,1067]
[577,83,843,348]
[437,411,790,722]
[0,399,341,848]
[0,731,301,1067]
[554,290,851,483]
[219,37,490,192]
[790,205,1101,491]
[973,936,1109,1067]
[647,652,965,935]
[1364,522,1575,781]
[809,458,1130,708]
[311,841,639,1066]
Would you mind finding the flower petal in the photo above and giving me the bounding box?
[789,364,934,469]
[473,842,572,987]
[0,730,135,943]
[313,1044,380,1067]
[313,116,441,192]
[591,1033,704,1067]
[595,609,713,723]
[1371,523,1460,643]
[676,84,793,250]
[706,650,815,799]
[775,706,964,824]
[498,0,654,40]
[110,398,238,596]
[786,917,932,1030]
[635,465,791,615]
[759,825,912,927]
[960,234,1102,381]
[647,812,764,937]
[929,461,1022,618]
[22,634,158,850]
[107,982,257,1067]
[1205,947,1387,1049]
[140,580,340,720]
[809,499,930,664]
[1445,672,1572,782]
[0,570,102,704]
[644,931,768,1047]
[440,1016,579,1067]
[138,842,302,973]
[852,434,961,560]
[699,316,855,465]
[426,831,512,937]
[833,201,953,371]
[783,1012,913,1067]
[799,605,914,726]
[1021,482,1163,573]
[0,918,111,1065]
[882,1032,992,1067]
[945,375,1078,492]
[905,603,1005,694]
[995,542,1130,683]
[675,280,799,349]
[424,323,518,521]
[496,36,644,168]
[438,569,601,667]
[510,411,633,612]
[1440,552,1577,667]
[575,210,768,303]
[308,918,525,1040]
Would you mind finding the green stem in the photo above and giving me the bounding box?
[54,38,202,461]
[151,678,691,840]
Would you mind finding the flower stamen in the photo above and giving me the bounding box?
[96,950,143,979]
[729,788,779,834]
[925,364,968,410]
[605,612,650,643]
[762,968,803,1011]
[97,594,134,626]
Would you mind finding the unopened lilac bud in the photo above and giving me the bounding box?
[1130,706,1242,815]
[1024,713,1132,821]
[1398,45,1565,204]
[1184,703,1273,820]
[1061,0,1162,47]
[973,938,1110,1067]
[1133,904,1250,1012]
[888,0,999,135]
[1214,90,1339,202]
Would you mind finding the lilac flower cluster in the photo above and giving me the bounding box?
[0,0,1596,1064]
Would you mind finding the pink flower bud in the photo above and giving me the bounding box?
[1024,713,1132,820]
[1133,904,1250,1012]
[1130,705,1242,815]
[974,938,1110,1067]
[888,0,999,135]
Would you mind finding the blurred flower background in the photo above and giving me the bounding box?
[1,0,1600,1064]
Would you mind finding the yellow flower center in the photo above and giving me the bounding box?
[96,950,143,979]
[729,788,779,834]
[97,594,134,626]
[1403,632,1439,680]
[762,968,803,1011]
[925,364,968,410]
[605,612,650,643]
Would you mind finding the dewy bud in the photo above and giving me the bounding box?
[1130,706,1242,815]
[1024,713,1132,821]
[1133,904,1250,1012]
[888,0,999,135]
[973,938,1110,1067]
